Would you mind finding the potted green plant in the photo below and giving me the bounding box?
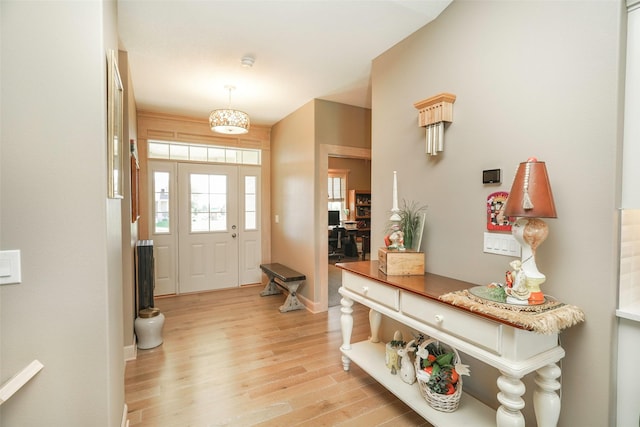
[387,200,427,250]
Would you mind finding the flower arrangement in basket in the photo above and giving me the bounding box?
[414,338,470,412]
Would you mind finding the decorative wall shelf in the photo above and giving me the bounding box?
[414,93,457,156]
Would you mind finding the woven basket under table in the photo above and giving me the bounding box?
[414,339,463,412]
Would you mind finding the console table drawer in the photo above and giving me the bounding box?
[401,292,502,354]
[342,272,400,310]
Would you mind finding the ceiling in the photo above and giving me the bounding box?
[117,0,451,128]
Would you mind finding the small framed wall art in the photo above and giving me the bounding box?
[487,191,513,231]
[107,49,124,199]
[130,140,140,223]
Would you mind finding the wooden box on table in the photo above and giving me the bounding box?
[378,247,424,275]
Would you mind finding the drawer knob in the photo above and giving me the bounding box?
[434,314,444,323]
[362,286,369,293]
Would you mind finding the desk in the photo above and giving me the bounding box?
[337,261,580,427]
[328,227,369,260]
[345,228,370,260]
[353,228,370,260]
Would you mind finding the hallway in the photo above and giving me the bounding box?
[125,285,431,426]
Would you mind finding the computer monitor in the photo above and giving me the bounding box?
[328,210,340,226]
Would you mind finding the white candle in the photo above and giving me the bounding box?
[390,171,401,221]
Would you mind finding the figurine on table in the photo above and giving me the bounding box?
[385,224,405,250]
[505,260,530,304]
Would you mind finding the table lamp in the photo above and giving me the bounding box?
[503,158,557,304]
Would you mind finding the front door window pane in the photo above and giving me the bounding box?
[154,172,170,233]
[189,173,227,232]
[245,176,257,230]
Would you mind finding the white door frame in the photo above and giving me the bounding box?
[317,145,371,311]
[238,165,262,285]
[148,160,262,295]
[148,160,178,296]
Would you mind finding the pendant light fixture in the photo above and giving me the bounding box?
[209,85,250,135]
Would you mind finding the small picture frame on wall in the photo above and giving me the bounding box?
[487,191,513,231]
[107,49,124,199]
[130,140,140,222]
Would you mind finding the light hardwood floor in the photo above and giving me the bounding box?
[125,285,431,427]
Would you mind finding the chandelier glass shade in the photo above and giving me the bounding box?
[209,85,250,135]
[209,108,250,134]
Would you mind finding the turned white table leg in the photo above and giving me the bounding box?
[534,363,562,427]
[340,295,354,371]
[369,309,381,343]
[496,372,526,427]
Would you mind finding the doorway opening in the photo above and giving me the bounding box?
[318,145,371,311]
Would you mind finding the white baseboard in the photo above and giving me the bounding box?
[121,403,129,427]
[124,340,137,362]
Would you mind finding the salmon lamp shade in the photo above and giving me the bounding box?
[504,158,557,218]
[503,158,557,305]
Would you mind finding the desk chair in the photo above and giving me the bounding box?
[329,227,346,260]
[329,227,357,260]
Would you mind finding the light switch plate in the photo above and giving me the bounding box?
[483,232,521,257]
[0,250,22,285]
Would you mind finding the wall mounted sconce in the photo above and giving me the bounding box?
[414,93,456,156]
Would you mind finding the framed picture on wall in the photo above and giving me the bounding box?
[487,191,513,231]
[131,140,140,222]
[107,49,124,199]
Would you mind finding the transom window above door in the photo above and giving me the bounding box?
[148,140,261,165]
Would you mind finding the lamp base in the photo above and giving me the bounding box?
[528,291,545,305]
[525,276,546,304]
[506,296,530,305]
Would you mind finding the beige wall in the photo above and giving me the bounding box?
[371,1,623,425]
[329,157,371,193]
[0,1,124,425]
[315,99,372,149]
[271,99,371,310]
[270,101,317,301]
[119,50,139,355]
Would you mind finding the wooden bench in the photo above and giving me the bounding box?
[259,263,306,312]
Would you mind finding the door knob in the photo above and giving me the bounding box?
[232,233,237,238]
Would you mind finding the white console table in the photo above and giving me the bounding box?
[337,261,573,427]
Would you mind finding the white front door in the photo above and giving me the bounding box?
[148,161,178,296]
[238,165,262,285]
[178,163,239,293]
[149,161,262,295]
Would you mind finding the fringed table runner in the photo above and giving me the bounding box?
[439,288,585,334]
